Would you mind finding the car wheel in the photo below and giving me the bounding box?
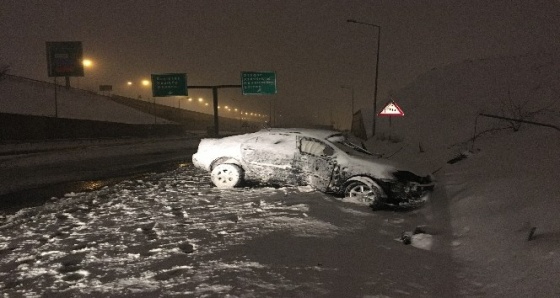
[211,164,243,188]
[344,179,382,207]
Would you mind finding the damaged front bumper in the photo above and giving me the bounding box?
[383,179,435,208]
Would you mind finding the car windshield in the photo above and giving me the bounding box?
[326,134,375,157]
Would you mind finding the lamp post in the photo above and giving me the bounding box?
[347,19,381,137]
[78,58,93,90]
[329,97,334,129]
[140,79,155,123]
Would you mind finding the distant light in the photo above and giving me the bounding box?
[127,81,133,86]
[141,80,150,86]
[205,103,209,106]
[188,98,192,102]
[82,59,93,67]
[198,97,203,102]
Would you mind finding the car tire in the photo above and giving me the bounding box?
[344,179,383,208]
[211,164,243,188]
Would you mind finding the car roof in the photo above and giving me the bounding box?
[258,128,343,140]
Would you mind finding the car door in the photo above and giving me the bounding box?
[240,133,298,184]
[295,136,336,191]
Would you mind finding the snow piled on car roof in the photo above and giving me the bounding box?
[258,128,342,140]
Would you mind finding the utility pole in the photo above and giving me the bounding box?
[347,19,382,137]
[189,85,241,136]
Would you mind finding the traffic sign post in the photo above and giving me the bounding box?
[151,73,187,97]
[188,85,241,136]
[241,71,277,95]
[378,100,404,116]
[378,99,404,128]
[46,41,86,117]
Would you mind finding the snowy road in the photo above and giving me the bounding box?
[0,164,458,297]
[0,137,200,209]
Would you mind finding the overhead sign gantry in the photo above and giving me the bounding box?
[151,71,277,136]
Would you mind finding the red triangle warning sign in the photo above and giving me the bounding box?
[378,101,405,116]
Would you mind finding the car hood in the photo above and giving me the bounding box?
[336,153,407,180]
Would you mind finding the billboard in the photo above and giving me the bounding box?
[46,41,84,77]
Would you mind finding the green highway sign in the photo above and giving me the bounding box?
[241,71,277,95]
[151,73,187,97]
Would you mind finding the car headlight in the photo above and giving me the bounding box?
[393,170,431,184]
[391,181,420,194]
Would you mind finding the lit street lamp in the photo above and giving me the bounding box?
[77,59,94,90]
[136,79,151,102]
[82,59,93,68]
[347,19,381,137]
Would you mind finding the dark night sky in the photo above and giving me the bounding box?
[1,0,559,127]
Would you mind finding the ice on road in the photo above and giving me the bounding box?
[0,164,453,297]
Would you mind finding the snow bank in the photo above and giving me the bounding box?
[0,75,171,124]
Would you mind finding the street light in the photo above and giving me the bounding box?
[76,59,94,90]
[82,59,93,68]
[138,79,151,103]
[347,19,381,137]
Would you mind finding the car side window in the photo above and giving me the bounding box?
[241,133,296,165]
[299,138,334,157]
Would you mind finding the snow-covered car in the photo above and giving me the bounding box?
[192,128,434,208]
